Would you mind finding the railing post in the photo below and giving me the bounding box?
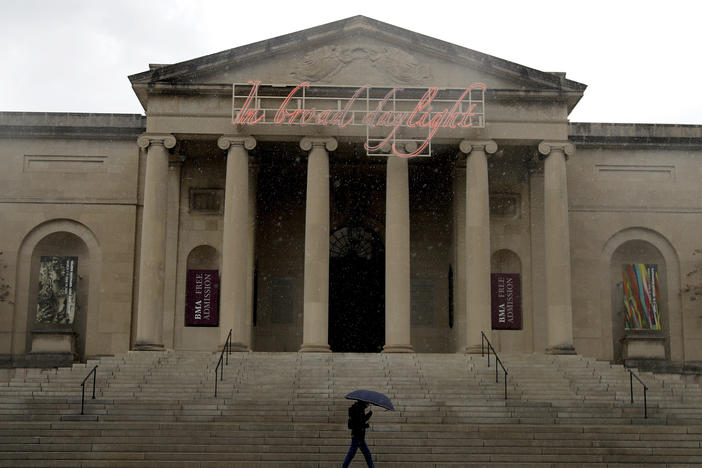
[627,369,634,405]
[91,368,97,400]
[225,329,232,365]
[214,331,232,398]
[479,331,509,400]
[80,365,98,416]
[643,386,648,419]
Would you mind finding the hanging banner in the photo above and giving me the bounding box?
[491,273,521,330]
[185,269,220,326]
[36,256,78,325]
[622,263,661,330]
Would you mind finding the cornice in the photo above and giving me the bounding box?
[0,112,145,140]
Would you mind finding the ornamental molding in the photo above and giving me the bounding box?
[300,137,338,152]
[136,133,176,149]
[217,135,257,151]
[290,45,433,85]
[538,140,575,158]
[459,140,498,155]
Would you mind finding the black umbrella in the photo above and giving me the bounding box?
[345,389,395,411]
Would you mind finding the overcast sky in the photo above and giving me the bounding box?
[1,0,700,124]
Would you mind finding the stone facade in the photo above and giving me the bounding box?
[1,17,701,369]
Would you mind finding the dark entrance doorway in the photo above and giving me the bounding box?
[329,226,385,352]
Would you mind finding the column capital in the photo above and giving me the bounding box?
[218,135,256,151]
[538,140,575,158]
[459,140,497,155]
[137,133,176,150]
[300,137,337,152]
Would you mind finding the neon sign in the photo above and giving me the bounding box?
[232,81,486,158]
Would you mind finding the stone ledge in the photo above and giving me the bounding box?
[570,122,702,148]
[0,112,146,140]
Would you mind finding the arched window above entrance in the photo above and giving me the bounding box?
[330,226,377,260]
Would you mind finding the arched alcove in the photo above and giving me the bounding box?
[490,249,528,352]
[175,244,221,351]
[601,228,681,364]
[186,245,220,271]
[610,240,669,362]
[491,249,522,274]
[14,219,101,363]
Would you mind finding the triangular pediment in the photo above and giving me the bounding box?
[130,16,585,111]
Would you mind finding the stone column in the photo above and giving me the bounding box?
[217,136,256,351]
[135,134,176,350]
[460,140,497,353]
[452,163,467,352]
[162,154,185,349]
[383,154,413,353]
[538,141,576,354]
[299,137,337,352]
[247,163,258,346]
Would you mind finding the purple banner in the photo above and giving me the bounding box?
[491,273,521,330]
[185,270,220,326]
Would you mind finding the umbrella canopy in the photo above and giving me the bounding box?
[345,389,395,411]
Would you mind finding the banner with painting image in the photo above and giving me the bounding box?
[35,256,78,325]
[622,263,661,330]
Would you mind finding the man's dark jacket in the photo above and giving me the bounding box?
[348,402,373,440]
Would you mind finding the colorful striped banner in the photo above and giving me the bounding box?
[622,263,661,330]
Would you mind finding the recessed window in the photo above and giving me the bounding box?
[189,188,223,214]
[490,194,519,217]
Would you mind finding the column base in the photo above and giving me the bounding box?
[464,344,484,354]
[299,344,331,353]
[134,343,166,351]
[382,344,413,353]
[546,344,576,355]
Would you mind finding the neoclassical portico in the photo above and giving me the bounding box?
[125,16,588,356]
[132,133,578,355]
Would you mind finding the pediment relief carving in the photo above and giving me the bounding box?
[290,45,432,85]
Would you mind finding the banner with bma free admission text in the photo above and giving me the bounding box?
[185,269,220,326]
[491,273,521,330]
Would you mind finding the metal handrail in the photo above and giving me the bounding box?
[214,329,233,397]
[80,365,98,415]
[480,331,509,399]
[627,368,648,419]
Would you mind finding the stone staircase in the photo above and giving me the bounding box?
[2,351,702,466]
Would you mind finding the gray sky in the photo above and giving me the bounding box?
[1,0,700,124]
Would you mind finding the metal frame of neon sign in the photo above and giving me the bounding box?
[232,81,486,158]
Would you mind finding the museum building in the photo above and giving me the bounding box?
[2,16,702,369]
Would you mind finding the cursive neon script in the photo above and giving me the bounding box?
[233,81,486,158]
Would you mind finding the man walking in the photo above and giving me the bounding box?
[342,400,375,467]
